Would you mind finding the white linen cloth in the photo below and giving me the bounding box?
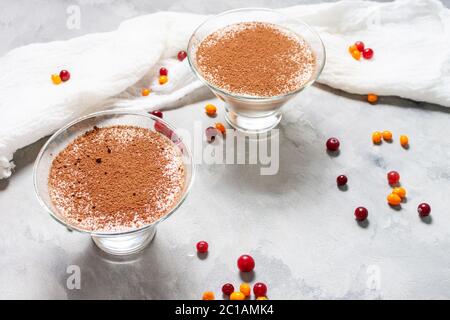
[0,0,449,179]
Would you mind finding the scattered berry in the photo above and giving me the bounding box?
[256,296,268,300]
[387,193,402,206]
[59,70,70,82]
[51,74,62,85]
[222,283,234,296]
[141,88,150,96]
[196,241,208,253]
[159,67,168,76]
[177,50,187,61]
[230,292,246,301]
[348,45,358,54]
[367,94,378,104]
[150,110,163,118]
[205,104,217,117]
[159,75,168,85]
[418,203,431,217]
[351,49,361,60]
[400,135,409,147]
[326,137,340,152]
[215,123,226,135]
[363,48,374,59]
[205,127,219,143]
[355,41,365,52]
[382,130,393,141]
[253,283,267,298]
[336,175,348,186]
[387,171,400,185]
[372,131,382,144]
[354,207,368,221]
[392,187,407,199]
[237,254,255,272]
[239,283,251,297]
[202,291,215,300]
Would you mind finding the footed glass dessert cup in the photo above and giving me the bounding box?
[187,8,326,134]
[33,110,194,255]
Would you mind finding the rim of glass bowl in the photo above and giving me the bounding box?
[32,109,196,237]
[187,7,326,102]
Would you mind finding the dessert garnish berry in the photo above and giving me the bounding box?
[418,203,431,217]
[237,254,255,272]
[222,283,234,296]
[387,193,402,206]
[336,175,348,186]
[387,171,400,185]
[239,283,251,297]
[253,283,267,298]
[141,88,150,96]
[196,241,208,253]
[59,70,70,82]
[205,104,217,117]
[150,110,163,118]
[159,75,168,85]
[177,50,187,61]
[159,67,168,76]
[354,207,368,221]
[326,137,340,152]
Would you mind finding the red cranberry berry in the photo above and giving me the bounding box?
[326,137,340,152]
[150,110,163,118]
[363,48,374,59]
[253,283,267,297]
[237,254,255,272]
[337,175,348,186]
[159,67,168,76]
[387,171,400,185]
[196,241,208,253]
[177,50,187,61]
[418,203,431,217]
[354,207,368,221]
[355,41,365,52]
[222,283,234,296]
[59,70,70,82]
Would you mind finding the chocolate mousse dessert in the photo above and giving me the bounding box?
[195,22,317,97]
[48,125,185,232]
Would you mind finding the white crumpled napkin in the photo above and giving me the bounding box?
[0,0,449,179]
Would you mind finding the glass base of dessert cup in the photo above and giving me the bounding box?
[91,226,157,256]
[225,108,282,134]
[33,110,195,256]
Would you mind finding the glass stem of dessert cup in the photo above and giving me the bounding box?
[91,226,157,256]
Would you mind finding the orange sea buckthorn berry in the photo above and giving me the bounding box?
[382,130,393,141]
[387,193,402,206]
[205,104,217,117]
[215,123,226,135]
[239,283,251,297]
[256,296,268,300]
[230,292,246,301]
[367,94,378,104]
[393,187,407,199]
[141,88,150,96]
[351,49,361,60]
[159,75,168,85]
[372,131,382,144]
[202,291,215,300]
[51,74,62,85]
[348,45,358,54]
[400,135,409,147]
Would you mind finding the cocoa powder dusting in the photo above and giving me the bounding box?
[48,125,185,232]
[196,22,317,97]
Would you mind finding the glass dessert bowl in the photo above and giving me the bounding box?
[187,8,326,134]
[33,110,195,255]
